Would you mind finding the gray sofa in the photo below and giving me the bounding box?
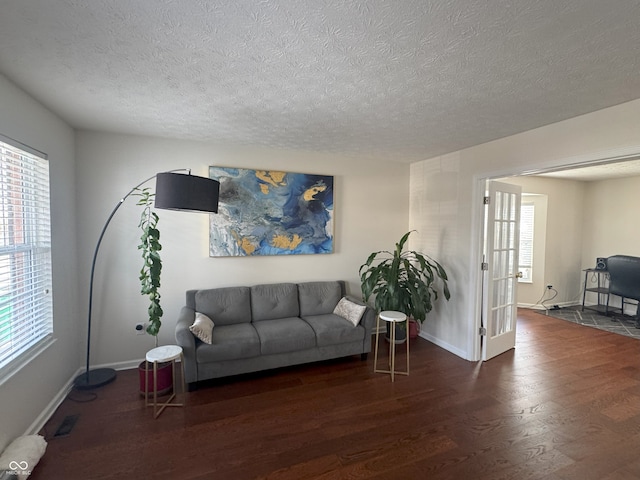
[175,280,375,387]
[605,255,640,327]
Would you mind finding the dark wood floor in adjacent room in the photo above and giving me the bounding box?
[32,309,640,480]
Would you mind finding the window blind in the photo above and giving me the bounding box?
[518,203,534,283]
[0,136,53,373]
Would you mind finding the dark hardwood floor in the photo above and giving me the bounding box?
[31,309,640,479]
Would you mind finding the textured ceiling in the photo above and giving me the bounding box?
[1,1,640,163]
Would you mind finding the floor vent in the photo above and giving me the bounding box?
[54,414,79,437]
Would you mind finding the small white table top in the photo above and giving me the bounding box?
[146,345,182,363]
[379,311,407,323]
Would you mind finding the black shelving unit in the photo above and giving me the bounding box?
[581,268,616,314]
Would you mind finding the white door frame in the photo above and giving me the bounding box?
[468,175,493,362]
[467,148,640,361]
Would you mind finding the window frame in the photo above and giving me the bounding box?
[0,134,54,383]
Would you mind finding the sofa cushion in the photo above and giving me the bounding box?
[298,281,342,316]
[253,317,316,355]
[196,323,261,362]
[195,287,251,326]
[251,283,299,322]
[303,314,366,347]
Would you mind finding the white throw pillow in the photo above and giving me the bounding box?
[0,434,47,480]
[189,312,214,344]
[333,297,366,327]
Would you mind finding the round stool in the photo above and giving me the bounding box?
[144,345,186,418]
[374,311,409,382]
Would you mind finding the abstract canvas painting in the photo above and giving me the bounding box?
[209,167,334,256]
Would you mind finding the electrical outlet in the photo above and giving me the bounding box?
[135,323,146,335]
[546,284,553,290]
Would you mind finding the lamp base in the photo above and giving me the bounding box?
[73,368,117,390]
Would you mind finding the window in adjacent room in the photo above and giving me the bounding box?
[518,202,534,283]
[0,135,53,378]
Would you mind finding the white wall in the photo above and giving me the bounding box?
[410,98,640,361]
[0,75,78,451]
[499,176,586,306]
[581,175,640,313]
[582,175,640,261]
[75,131,410,368]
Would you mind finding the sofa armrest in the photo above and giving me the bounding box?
[175,306,197,383]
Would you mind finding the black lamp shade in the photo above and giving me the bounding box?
[154,172,220,213]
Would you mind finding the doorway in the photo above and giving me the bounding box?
[474,155,640,361]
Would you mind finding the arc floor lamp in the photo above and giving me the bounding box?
[73,170,220,389]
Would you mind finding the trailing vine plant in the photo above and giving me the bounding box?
[135,187,163,345]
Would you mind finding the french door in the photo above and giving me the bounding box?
[481,181,522,360]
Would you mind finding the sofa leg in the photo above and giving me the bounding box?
[361,353,368,361]
[187,382,198,392]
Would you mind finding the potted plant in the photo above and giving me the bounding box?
[135,188,172,396]
[359,231,451,342]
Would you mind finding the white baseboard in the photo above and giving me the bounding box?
[371,326,467,360]
[518,302,545,310]
[25,367,81,436]
[110,359,145,371]
[518,301,575,311]
[418,331,467,359]
[25,359,146,436]
[372,325,386,335]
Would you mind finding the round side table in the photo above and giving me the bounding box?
[144,345,186,418]
[374,311,409,382]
